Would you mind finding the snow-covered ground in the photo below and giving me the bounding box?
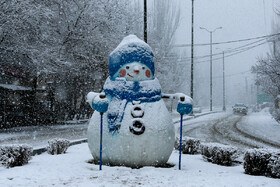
[1,108,280,186]
[1,143,280,187]
[238,108,280,144]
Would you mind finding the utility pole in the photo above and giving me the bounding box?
[210,31,213,111]
[144,0,147,43]
[190,0,194,99]
[245,77,248,104]
[273,40,276,56]
[200,26,222,111]
[216,48,226,111]
[222,51,226,111]
[251,84,253,105]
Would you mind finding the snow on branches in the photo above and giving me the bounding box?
[47,138,70,155]
[200,143,239,166]
[0,144,33,168]
[244,148,280,178]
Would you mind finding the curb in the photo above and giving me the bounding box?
[33,138,88,156]
[173,111,222,124]
[33,111,222,156]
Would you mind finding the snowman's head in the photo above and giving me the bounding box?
[109,35,155,81]
[114,62,153,81]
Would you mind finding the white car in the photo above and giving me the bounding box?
[232,103,248,115]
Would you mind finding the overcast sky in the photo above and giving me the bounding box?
[175,0,278,106]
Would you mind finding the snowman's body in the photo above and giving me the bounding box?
[87,35,192,168]
[88,98,173,167]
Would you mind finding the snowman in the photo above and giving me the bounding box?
[87,35,192,168]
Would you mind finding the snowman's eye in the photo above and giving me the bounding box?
[142,66,145,70]
[126,66,129,69]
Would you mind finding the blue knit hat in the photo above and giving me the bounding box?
[109,35,155,78]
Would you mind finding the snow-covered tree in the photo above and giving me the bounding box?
[0,0,138,121]
[123,0,182,93]
[252,56,280,98]
[252,5,280,99]
[149,0,182,93]
[252,6,280,120]
[0,0,183,122]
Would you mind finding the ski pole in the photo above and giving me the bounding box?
[176,95,192,170]
[95,93,107,171]
[99,112,103,170]
[179,113,183,170]
[177,96,187,170]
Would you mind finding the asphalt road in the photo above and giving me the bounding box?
[1,110,279,152]
[181,112,280,151]
[0,122,88,148]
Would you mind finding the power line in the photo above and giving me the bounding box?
[161,33,276,66]
[164,38,267,61]
[206,40,267,62]
[198,70,251,80]
[174,40,267,64]
[212,70,251,79]
[171,32,280,47]
[195,41,267,64]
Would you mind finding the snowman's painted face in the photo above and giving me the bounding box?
[115,62,153,81]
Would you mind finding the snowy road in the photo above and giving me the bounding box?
[179,108,280,151]
[1,108,279,152]
[0,122,88,149]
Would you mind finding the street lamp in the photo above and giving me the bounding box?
[190,0,194,100]
[144,0,147,43]
[200,26,222,111]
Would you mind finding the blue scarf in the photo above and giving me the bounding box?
[103,77,162,133]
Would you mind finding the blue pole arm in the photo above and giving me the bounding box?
[99,113,103,170]
[179,114,183,170]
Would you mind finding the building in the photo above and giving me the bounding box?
[0,50,53,128]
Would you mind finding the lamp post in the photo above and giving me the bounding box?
[190,0,194,100]
[200,26,222,111]
[222,51,226,111]
[144,0,147,43]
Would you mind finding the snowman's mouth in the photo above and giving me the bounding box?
[127,73,134,78]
